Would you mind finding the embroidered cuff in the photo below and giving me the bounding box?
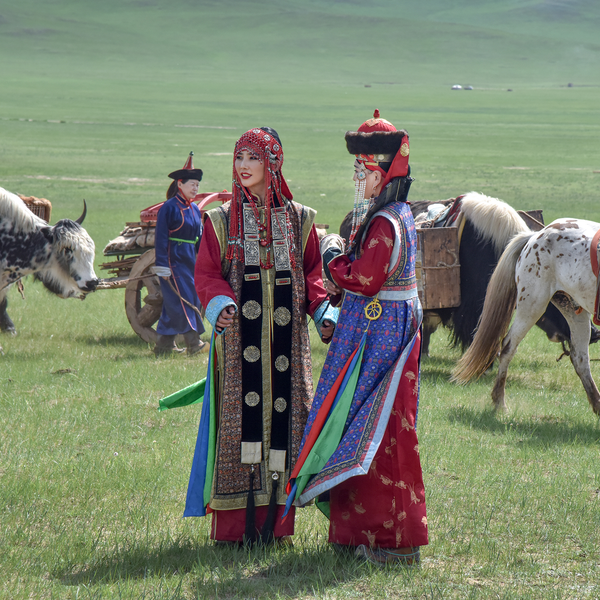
[322,247,342,282]
[205,295,237,334]
[314,301,339,333]
[319,233,345,256]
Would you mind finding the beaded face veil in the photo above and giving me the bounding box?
[227,128,295,268]
[350,158,374,247]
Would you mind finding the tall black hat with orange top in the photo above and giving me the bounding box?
[345,109,410,188]
[168,151,204,181]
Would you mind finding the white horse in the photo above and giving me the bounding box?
[452,218,600,415]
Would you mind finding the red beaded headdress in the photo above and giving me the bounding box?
[227,128,295,267]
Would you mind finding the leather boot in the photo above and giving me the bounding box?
[183,330,207,355]
[154,334,183,357]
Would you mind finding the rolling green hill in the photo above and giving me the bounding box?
[0,0,599,242]
[2,0,599,86]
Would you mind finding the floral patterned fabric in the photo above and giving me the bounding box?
[297,199,428,549]
[298,292,421,499]
[190,200,327,516]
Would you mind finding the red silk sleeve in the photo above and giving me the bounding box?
[303,226,328,318]
[194,218,236,309]
[328,217,395,297]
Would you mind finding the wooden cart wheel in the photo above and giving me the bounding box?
[125,249,163,344]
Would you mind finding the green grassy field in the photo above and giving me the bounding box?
[2,1,600,598]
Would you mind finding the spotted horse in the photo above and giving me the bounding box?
[452,218,600,416]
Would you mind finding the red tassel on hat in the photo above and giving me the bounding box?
[373,109,380,119]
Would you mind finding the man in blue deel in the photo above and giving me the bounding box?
[152,152,208,356]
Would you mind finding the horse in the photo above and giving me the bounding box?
[340,192,584,355]
[452,218,600,415]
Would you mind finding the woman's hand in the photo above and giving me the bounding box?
[320,319,335,344]
[324,279,342,296]
[216,305,236,333]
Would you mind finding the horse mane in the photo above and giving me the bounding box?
[0,187,46,233]
[460,192,529,257]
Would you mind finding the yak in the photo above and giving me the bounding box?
[0,186,98,351]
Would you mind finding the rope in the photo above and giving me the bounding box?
[0,277,24,293]
[164,277,204,319]
[95,274,151,289]
[96,274,205,319]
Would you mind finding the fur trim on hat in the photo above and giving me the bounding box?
[345,129,408,156]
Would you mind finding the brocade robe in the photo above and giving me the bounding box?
[298,199,429,549]
[187,199,333,539]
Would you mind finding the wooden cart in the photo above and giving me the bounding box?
[18,194,52,223]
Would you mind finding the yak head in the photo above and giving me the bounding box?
[36,204,98,299]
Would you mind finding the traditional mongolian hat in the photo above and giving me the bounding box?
[345,110,411,247]
[168,151,204,181]
[345,109,409,189]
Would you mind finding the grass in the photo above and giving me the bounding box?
[3,287,600,598]
[2,0,600,597]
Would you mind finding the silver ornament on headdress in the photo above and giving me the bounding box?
[349,176,369,246]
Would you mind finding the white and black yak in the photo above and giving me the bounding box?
[0,186,98,351]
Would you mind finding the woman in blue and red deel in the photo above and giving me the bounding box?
[153,152,207,356]
[293,111,428,567]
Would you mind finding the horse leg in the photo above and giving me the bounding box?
[551,298,600,415]
[492,296,551,411]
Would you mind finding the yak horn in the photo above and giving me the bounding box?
[75,200,87,225]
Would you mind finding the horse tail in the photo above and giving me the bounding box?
[451,231,534,383]
[447,192,531,351]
